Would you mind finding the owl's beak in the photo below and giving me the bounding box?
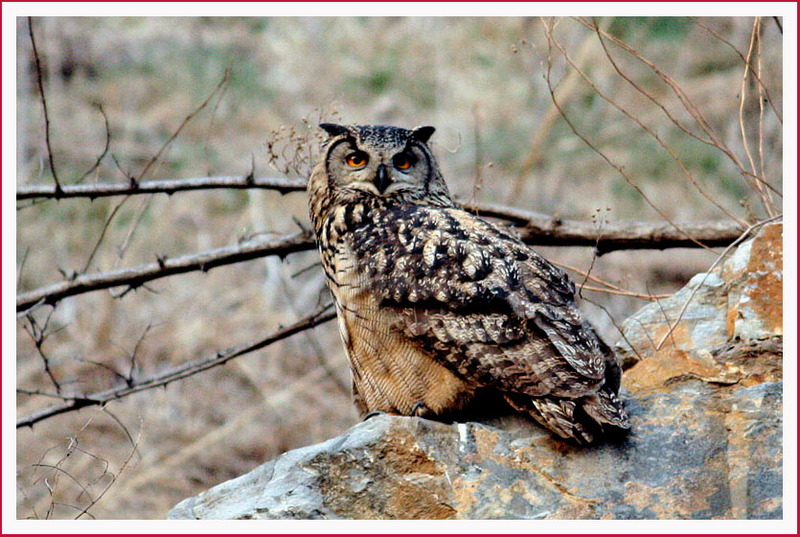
[374,164,390,193]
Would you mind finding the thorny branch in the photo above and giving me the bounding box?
[17,231,315,313]
[21,311,63,394]
[17,306,337,429]
[17,200,746,313]
[17,175,307,201]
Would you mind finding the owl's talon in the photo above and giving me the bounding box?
[411,402,431,418]
[363,410,386,421]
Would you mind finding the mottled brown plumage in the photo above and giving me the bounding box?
[308,123,629,443]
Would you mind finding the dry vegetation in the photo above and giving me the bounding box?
[15,17,782,519]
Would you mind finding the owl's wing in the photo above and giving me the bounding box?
[352,204,609,398]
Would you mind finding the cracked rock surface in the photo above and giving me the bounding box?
[169,224,782,520]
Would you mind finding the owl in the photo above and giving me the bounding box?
[307,123,629,443]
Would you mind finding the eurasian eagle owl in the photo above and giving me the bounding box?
[307,123,629,443]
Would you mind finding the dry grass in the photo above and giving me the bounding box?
[15,17,782,519]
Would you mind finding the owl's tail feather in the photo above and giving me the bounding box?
[504,387,630,444]
[582,388,630,430]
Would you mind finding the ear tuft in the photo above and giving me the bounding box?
[319,123,349,137]
[410,126,436,144]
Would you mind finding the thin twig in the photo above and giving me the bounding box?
[755,24,773,215]
[552,259,670,301]
[113,194,155,267]
[75,104,112,184]
[510,17,612,203]
[655,215,781,350]
[738,17,777,218]
[576,19,748,226]
[469,104,485,206]
[73,413,141,520]
[739,20,760,193]
[203,65,231,176]
[577,17,781,200]
[691,18,782,123]
[136,69,230,182]
[17,246,30,292]
[17,306,337,428]
[81,196,131,274]
[28,17,62,195]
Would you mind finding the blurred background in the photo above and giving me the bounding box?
[15,16,782,519]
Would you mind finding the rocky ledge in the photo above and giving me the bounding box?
[169,223,782,520]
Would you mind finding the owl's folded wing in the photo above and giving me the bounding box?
[352,204,609,396]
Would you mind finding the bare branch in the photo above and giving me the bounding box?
[17,175,307,201]
[17,232,315,312]
[18,201,750,313]
[463,203,746,255]
[17,306,337,428]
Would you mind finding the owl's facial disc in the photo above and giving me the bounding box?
[324,127,430,197]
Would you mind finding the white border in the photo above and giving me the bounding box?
[4,2,797,534]
[4,2,799,17]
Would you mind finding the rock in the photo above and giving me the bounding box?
[616,222,782,371]
[169,223,783,520]
[617,222,782,394]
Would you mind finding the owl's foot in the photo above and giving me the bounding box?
[363,410,386,421]
[411,401,432,418]
[363,403,431,420]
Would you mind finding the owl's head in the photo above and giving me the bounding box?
[316,123,452,205]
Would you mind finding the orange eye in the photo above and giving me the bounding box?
[393,153,413,170]
[346,152,368,168]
